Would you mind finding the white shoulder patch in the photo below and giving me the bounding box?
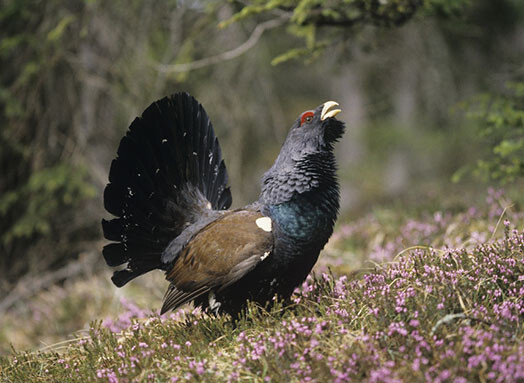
[260,251,270,261]
[255,217,272,232]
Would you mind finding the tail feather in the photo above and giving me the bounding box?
[102,93,232,287]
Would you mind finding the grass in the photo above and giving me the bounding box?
[0,188,523,382]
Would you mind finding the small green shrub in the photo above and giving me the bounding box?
[456,82,524,183]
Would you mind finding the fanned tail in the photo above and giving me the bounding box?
[102,93,232,287]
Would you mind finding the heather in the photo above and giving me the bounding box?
[1,189,523,382]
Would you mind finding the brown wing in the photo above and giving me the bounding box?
[160,210,273,314]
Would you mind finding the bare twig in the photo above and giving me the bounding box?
[155,17,287,73]
[393,245,445,261]
[489,203,513,241]
[0,252,99,314]
[431,313,466,335]
[36,337,91,354]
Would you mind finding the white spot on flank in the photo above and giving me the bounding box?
[260,251,270,261]
[255,217,272,232]
[206,202,212,209]
[208,291,221,313]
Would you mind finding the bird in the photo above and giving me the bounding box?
[102,92,344,316]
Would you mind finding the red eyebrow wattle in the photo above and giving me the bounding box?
[300,111,314,125]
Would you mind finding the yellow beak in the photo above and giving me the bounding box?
[321,101,341,121]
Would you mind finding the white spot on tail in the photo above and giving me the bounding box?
[255,217,272,232]
[260,251,270,261]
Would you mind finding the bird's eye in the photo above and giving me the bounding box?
[300,111,314,126]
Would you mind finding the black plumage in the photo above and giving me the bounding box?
[102,93,344,315]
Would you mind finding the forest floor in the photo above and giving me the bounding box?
[1,187,523,382]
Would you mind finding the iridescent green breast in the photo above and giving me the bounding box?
[268,190,338,242]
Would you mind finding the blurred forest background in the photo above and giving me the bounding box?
[1,0,523,315]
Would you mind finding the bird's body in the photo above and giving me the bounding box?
[102,93,344,316]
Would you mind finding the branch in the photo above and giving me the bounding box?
[299,4,420,28]
[155,17,287,73]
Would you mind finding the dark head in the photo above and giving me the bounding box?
[260,101,345,205]
[280,101,344,159]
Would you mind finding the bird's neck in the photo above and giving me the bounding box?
[260,152,339,243]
